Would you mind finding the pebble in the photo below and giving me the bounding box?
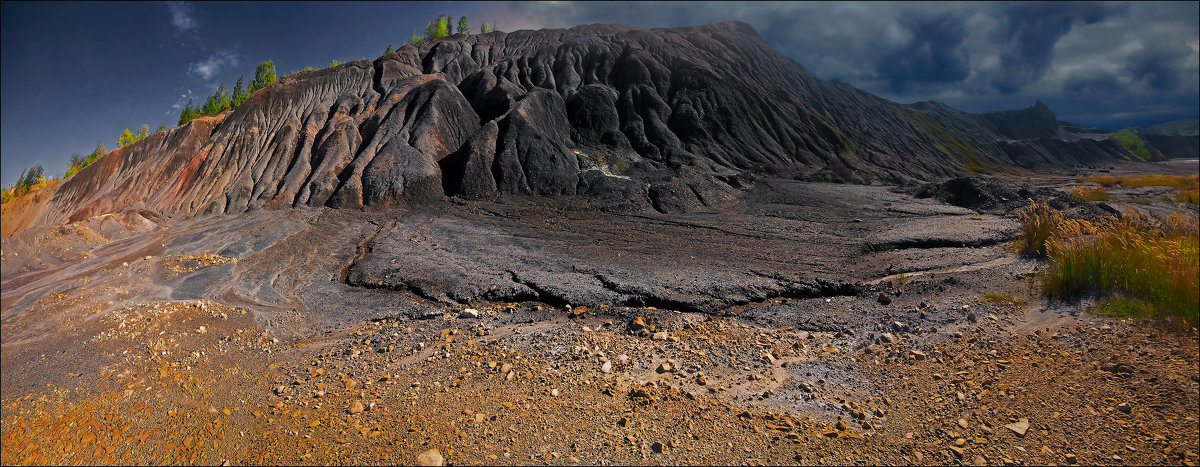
[416,449,445,466]
[459,308,480,319]
[629,316,647,332]
[1004,418,1030,437]
[349,401,364,414]
[909,350,927,361]
[601,361,612,373]
[652,331,669,340]
[1117,402,1131,414]
[878,293,893,305]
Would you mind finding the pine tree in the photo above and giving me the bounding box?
[329,59,339,68]
[385,43,395,54]
[251,61,277,93]
[136,124,149,142]
[481,21,489,34]
[178,99,197,126]
[231,75,246,108]
[458,16,471,35]
[409,32,423,46]
[424,14,450,42]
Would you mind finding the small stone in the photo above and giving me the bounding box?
[416,449,445,466]
[1004,419,1030,437]
[651,442,665,453]
[601,361,612,373]
[344,378,357,389]
[880,333,895,344]
[657,362,673,373]
[1064,453,1077,464]
[949,445,965,459]
[551,388,559,397]
[1117,403,1131,414]
[973,455,987,466]
[499,363,512,374]
[835,419,848,431]
[567,456,580,463]
[652,331,669,340]
[909,350,927,361]
[878,293,893,305]
[349,401,364,414]
[629,316,647,332]
[958,419,969,429]
[459,308,480,319]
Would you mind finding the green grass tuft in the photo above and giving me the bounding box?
[1091,296,1155,319]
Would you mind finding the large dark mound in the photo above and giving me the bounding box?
[11,21,1136,234]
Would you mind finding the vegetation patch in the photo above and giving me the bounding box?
[1091,296,1155,320]
[1018,200,1199,325]
[981,293,1025,306]
[1110,128,1155,161]
[1069,185,1109,201]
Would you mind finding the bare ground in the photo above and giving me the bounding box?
[2,164,1197,466]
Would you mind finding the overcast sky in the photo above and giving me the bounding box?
[2,1,1197,187]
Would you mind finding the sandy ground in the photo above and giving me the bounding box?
[2,163,1197,466]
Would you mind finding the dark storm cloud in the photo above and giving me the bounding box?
[1062,74,1124,102]
[876,12,971,94]
[1127,38,1192,92]
[987,2,1120,94]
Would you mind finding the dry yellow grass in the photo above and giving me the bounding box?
[1176,187,1199,204]
[1069,185,1109,201]
[1023,201,1200,324]
[1086,174,1119,186]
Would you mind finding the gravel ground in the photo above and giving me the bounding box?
[2,170,1197,466]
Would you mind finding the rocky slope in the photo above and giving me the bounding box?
[6,21,1137,236]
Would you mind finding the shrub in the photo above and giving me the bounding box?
[1069,185,1109,201]
[1039,208,1199,325]
[385,43,395,54]
[118,125,149,148]
[457,16,471,35]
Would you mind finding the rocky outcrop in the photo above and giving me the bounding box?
[9,21,1137,235]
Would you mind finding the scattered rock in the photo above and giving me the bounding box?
[878,293,893,305]
[349,401,364,414]
[416,449,445,466]
[601,361,612,374]
[629,317,647,332]
[1004,419,1030,437]
[459,308,480,319]
[1117,403,1131,414]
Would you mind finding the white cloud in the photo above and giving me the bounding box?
[189,50,237,80]
[167,90,195,115]
[168,1,197,32]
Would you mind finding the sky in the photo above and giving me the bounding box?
[2,1,1198,187]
